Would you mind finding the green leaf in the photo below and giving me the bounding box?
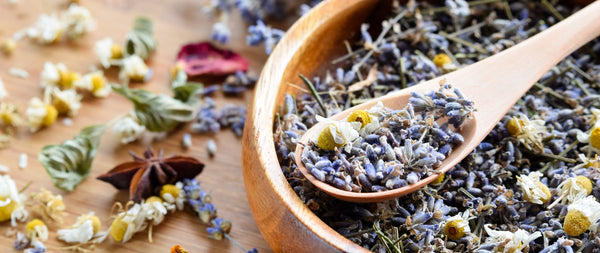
[125,17,156,59]
[113,85,198,132]
[39,125,106,191]
[172,82,203,104]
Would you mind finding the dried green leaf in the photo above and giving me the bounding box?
[113,85,200,132]
[39,125,106,191]
[125,17,156,59]
[173,82,203,104]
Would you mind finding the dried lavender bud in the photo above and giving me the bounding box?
[181,133,192,149]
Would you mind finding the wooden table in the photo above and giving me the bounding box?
[0,0,273,252]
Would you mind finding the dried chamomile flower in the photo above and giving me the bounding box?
[347,110,372,129]
[516,171,551,204]
[74,71,112,98]
[111,113,146,144]
[432,53,457,71]
[31,188,65,223]
[21,14,63,44]
[51,88,82,116]
[41,62,80,89]
[483,224,541,253]
[443,212,471,240]
[315,115,360,152]
[94,38,123,68]
[57,212,104,244]
[0,102,23,127]
[143,196,173,227]
[1,38,16,55]
[26,219,48,243]
[109,203,146,243]
[159,183,185,210]
[563,196,600,237]
[60,4,96,39]
[119,55,152,82]
[548,176,593,209]
[0,174,28,226]
[25,97,58,132]
[506,114,546,152]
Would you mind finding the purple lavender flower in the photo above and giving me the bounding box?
[246,20,285,54]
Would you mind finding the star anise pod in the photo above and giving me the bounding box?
[97,147,204,202]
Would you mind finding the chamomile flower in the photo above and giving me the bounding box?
[109,203,146,243]
[315,114,360,152]
[41,62,80,89]
[516,171,551,204]
[159,182,185,210]
[74,71,111,98]
[23,14,63,44]
[119,55,152,82]
[483,224,541,253]
[31,188,65,222]
[0,102,22,127]
[0,174,28,226]
[548,176,593,209]
[432,53,457,72]
[60,4,95,39]
[111,113,146,144]
[25,97,58,132]
[143,196,171,225]
[506,114,547,152]
[25,219,48,243]
[443,211,471,240]
[563,196,600,236]
[94,38,123,68]
[51,88,82,116]
[58,212,104,243]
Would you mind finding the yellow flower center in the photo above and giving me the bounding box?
[90,73,106,93]
[160,184,180,199]
[0,196,17,222]
[1,39,16,54]
[48,198,65,212]
[85,214,101,234]
[535,180,551,203]
[41,105,58,127]
[171,245,189,253]
[110,44,123,59]
[444,220,465,240]
[347,110,372,128]
[170,62,185,80]
[433,53,452,68]
[564,209,591,236]
[0,111,17,126]
[53,97,70,115]
[146,196,163,204]
[317,124,345,151]
[109,217,128,242]
[506,117,523,137]
[430,173,445,185]
[575,176,593,195]
[590,127,600,150]
[26,219,45,234]
[58,70,80,89]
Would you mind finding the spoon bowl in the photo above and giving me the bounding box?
[295,0,600,203]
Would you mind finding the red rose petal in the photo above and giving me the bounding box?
[176,42,249,76]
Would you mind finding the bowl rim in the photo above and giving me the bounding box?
[243,0,380,251]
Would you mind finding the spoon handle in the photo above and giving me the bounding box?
[446,0,600,142]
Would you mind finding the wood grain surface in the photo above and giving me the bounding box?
[0,0,272,252]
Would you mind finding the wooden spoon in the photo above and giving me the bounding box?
[295,0,600,203]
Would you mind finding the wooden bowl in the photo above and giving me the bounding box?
[242,0,381,252]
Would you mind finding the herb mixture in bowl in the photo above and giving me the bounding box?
[274,0,600,251]
[301,85,475,192]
